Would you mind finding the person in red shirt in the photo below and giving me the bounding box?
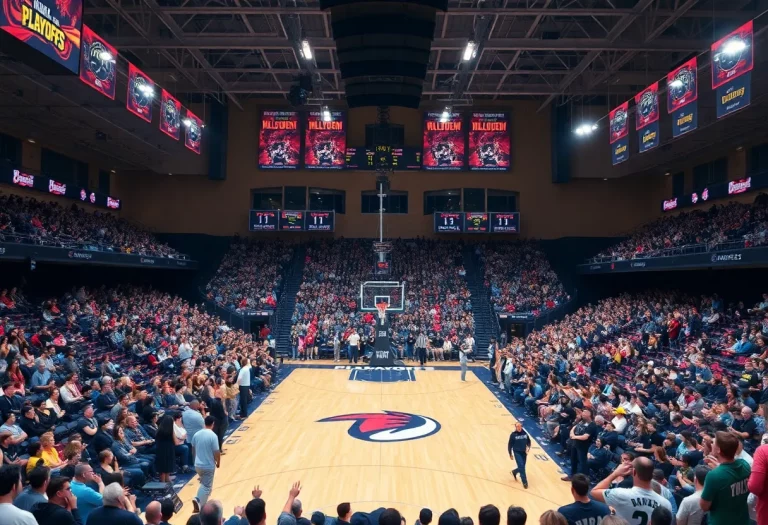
[749,442,768,524]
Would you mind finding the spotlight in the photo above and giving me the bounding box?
[322,106,332,122]
[99,50,114,62]
[27,138,36,144]
[300,40,313,60]
[463,40,477,61]
[669,79,683,89]
[182,118,192,127]
[573,123,596,136]
[138,84,154,98]
[440,106,451,122]
[722,38,747,56]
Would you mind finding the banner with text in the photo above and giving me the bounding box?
[259,110,300,169]
[79,25,116,99]
[635,82,660,153]
[304,110,346,169]
[422,112,465,171]
[184,109,202,154]
[668,57,698,138]
[609,101,629,165]
[712,21,754,119]
[468,112,510,171]
[126,63,154,123]
[159,89,181,141]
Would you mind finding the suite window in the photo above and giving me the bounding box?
[487,189,518,212]
[463,188,485,212]
[252,188,282,210]
[423,189,461,215]
[98,170,110,194]
[361,190,408,214]
[310,188,345,214]
[284,186,307,210]
[672,172,684,197]
[0,132,21,166]
[41,148,86,184]
[750,143,768,174]
[693,158,727,191]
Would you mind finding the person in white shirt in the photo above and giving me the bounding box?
[236,357,251,419]
[612,408,628,434]
[442,339,453,362]
[347,331,360,364]
[463,336,475,362]
[676,465,709,525]
[0,464,38,525]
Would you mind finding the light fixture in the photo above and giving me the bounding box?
[603,178,608,181]
[138,84,154,98]
[722,38,747,56]
[440,106,451,123]
[736,145,744,152]
[664,171,671,176]
[26,138,36,144]
[463,40,477,61]
[573,123,596,136]
[182,118,193,127]
[110,169,116,174]
[321,106,332,122]
[300,40,313,60]
[669,79,684,89]
[99,50,114,62]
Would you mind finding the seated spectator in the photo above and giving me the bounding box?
[0,464,37,525]
[32,475,81,525]
[70,463,105,523]
[84,481,141,525]
[13,464,50,512]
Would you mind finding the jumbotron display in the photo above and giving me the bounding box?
[259,111,301,169]
[433,212,520,233]
[304,111,346,169]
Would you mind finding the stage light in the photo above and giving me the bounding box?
[138,84,154,98]
[669,79,683,89]
[463,41,477,61]
[574,123,596,136]
[322,106,332,122]
[182,118,192,127]
[99,51,114,62]
[300,40,313,60]
[722,38,747,56]
[440,106,451,122]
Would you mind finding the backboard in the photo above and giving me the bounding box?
[360,281,405,312]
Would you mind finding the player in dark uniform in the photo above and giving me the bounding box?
[267,141,292,165]
[508,421,532,489]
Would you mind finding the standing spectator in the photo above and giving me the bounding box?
[237,358,251,419]
[416,332,428,367]
[13,465,50,512]
[676,465,709,525]
[0,464,37,525]
[700,431,752,525]
[347,331,360,365]
[31,476,82,525]
[155,415,177,484]
[182,400,206,444]
[557,474,610,525]
[84,482,141,525]
[749,442,768,525]
[563,410,597,481]
[190,416,221,513]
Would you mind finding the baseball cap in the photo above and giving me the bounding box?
[615,407,627,415]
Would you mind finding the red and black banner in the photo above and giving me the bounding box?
[422,112,465,171]
[468,112,510,171]
[126,63,154,123]
[259,110,300,169]
[0,0,83,74]
[79,25,116,99]
[712,21,753,119]
[609,101,629,165]
[304,111,346,169]
[634,82,659,153]
[667,57,698,137]
[184,109,202,154]
[159,89,181,141]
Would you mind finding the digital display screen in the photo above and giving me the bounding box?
[304,111,346,169]
[279,210,305,231]
[249,210,278,231]
[345,147,421,170]
[3,168,120,210]
[306,211,335,231]
[0,0,83,74]
[464,212,489,233]
[79,25,116,99]
[422,112,465,171]
[468,113,510,171]
[259,110,300,169]
[490,212,520,233]
[434,212,463,233]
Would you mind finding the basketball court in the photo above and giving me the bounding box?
[172,367,573,523]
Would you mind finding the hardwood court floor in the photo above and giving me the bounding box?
[173,368,572,523]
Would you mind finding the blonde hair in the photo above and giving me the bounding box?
[40,432,55,447]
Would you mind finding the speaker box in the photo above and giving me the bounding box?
[208,102,229,180]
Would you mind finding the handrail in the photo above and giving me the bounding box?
[0,231,190,259]
[585,234,765,264]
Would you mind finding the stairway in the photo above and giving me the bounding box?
[274,244,306,357]
[463,246,495,360]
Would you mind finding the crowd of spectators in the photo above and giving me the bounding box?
[289,239,473,360]
[0,194,181,258]
[0,282,281,524]
[477,242,570,316]
[205,239,293,314]
[594,195,768,261]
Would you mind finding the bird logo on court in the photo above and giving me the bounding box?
[318,411,441,442]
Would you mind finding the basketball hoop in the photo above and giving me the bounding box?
[376,302,389,321]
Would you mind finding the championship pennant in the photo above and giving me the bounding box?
[634,82,659,153]
[184,109,203,154]
[159,89,181,141]
[712,21,753,119]
[667,57,698,138]
[609,101,630,165]
[126,63,154,123]
[79,25,116,99]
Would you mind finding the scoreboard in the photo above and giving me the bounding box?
[345,146,421,170]
[433,211,520,234]
[249,210,278,231]
[306,211,335,231]
[250,210,335,232]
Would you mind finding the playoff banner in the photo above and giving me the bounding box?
[159,89,181,141]
[712,21,753,119]
[634,82,659,153]
[304,111,346,169]
[609,101,629,165]
[79,25,116,99]
[0,0,83,74]
[259,110,300,169]
[126,63,154,123]
[422,112,465,171]
[667,57,698,138]
[184,110,202,154]
[468,112,510,171]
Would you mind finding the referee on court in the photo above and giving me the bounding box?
[508,421,531,489]
[415,331,429,367]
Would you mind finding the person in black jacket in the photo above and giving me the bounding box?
[32,476,83,525]
[508,422,531,489]
[20,404,53,439]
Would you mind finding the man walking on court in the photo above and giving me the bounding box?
[191,415,221,513]
[508,422,531,489]
[416,331,429,367]
[347,330,360,364]
[237,357,251,419]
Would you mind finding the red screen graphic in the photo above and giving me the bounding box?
[468,113,510,171]
[0,0,82,74]
[304,111,346,169]
[634,82,659,130]
[711,20,753,89]
[422,112,465,171]
[259,110,300,169]
[667,57,698,113]
[79,25,116,99]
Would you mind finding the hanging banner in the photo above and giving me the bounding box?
[609,101,629,165]
[711,20,754,90]
[159,89,181,141]
[716,72,751,119]
[126,63,154,123]
[422,112,465,171]
[468,112,510,171]
[259,110,300,169]
[303,110,346,169]
[667,57,698,138]
[79,25,116,99]
[635,82,659,153]
[184,109,202,154]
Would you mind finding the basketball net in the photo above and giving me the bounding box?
[376,302,388,325]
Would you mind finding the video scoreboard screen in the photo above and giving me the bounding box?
[464,212,489,233]
[434,212,463,233]
[490,212,520,233]
[306,211,335,232]
[345,147,421,170]
[279,210,305,231]
[249,210,278,231]
[433,211,520,234]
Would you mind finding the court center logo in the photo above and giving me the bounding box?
[318,411,441,442]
